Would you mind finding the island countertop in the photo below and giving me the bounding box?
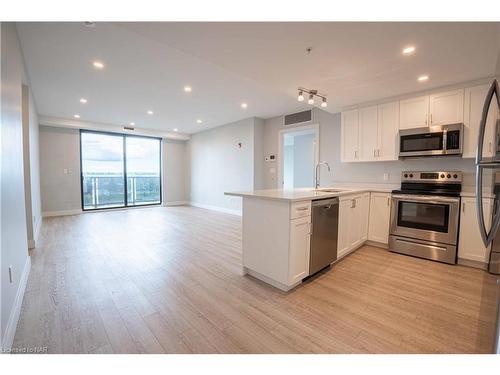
[225,183,397,202]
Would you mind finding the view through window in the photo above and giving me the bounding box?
[81,131,161,210]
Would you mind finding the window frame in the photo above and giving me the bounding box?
[79,129,162,211]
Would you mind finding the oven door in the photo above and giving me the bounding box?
[390,194,460,245]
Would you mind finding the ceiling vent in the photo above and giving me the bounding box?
[283,110,312,126]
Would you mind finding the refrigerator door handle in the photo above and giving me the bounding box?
[475,79,500,247]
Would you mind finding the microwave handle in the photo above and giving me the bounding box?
[442,129,447,151]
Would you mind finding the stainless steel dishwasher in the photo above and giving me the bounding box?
[309,197,339,275]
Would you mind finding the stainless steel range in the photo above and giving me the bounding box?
[389,171,462,264]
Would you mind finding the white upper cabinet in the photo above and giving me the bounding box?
[399,96,429,129]
[429,89,464,126]
[358,106,378,161]
[377,101,399,161]
[463,84,499,158]
[341,109,359,162]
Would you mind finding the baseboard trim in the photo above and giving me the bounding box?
[189,202,242,216]
[2,256,31,351]
[457,257,488,270]
[365,240,389,249]
[163,201,189,207]
[42,209,82,218]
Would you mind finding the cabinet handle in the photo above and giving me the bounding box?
[430,113,433,124]
[387,197,390,206]
[354,150,358,159]
[462,202,465,213]
[489,142,492,153]
[351,199,356,208]
[373,149,376,157]
[425,113,428,125]
[296,207,309,211]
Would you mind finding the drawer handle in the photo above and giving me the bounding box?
[296,207,309,211]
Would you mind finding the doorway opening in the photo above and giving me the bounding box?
[278,125,319,189]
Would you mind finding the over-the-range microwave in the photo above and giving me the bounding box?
[398,123,463,158]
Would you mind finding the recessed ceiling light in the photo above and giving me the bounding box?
[196,119,202,124]
[184,86,192,93]
[402,46,416,55]
[79,98,88,104]
[173,128,178,132]
[84,22,96,28]
[129,122,135,126]
[147,110,154,115]
[417,75,429,82]
[74,114,80,119]
[241,102,248,109]
[92,61,104,69]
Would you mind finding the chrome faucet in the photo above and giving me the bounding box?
[315,161,331,189]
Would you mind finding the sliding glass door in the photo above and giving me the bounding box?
[80,130,161,210]
[126,136,161,206]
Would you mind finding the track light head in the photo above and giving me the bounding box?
[297,90,304,102]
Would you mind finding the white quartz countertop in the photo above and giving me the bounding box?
[225,183,397,202]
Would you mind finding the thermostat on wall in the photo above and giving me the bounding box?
[265,154,276,162]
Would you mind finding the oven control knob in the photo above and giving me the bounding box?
[404,173,408,178]
[440,174,445,178]
[453,174,458,179]
[447,174,451,178]
[409,174,413,178]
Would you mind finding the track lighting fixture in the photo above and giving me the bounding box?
[297,87,327,108]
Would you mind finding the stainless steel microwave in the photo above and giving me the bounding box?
[398,123,463,158]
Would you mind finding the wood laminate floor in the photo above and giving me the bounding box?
[12,206,499,353]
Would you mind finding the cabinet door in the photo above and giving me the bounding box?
[399,96,429,129]
[341,109,359,162]
[429,89,464,126]
[458,198,492,264]
[463,84,498,158]
[337,198,353,258]
[288,216,311,284]
[368,193,391,244]
[377,101,399,161]
[355,193,370,245]
[358,106,378,161]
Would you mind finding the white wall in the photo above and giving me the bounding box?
[39,126,82,215]
[22,85,42,248]
[162,140,188,204]
[263,108,477,189]
[1,22,31,350]
[188,117,260,214]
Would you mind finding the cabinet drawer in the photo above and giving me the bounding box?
[290,201,311,220]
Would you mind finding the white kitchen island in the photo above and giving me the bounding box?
[225,187,394,291]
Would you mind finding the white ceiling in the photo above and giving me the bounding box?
[17,22,500,134]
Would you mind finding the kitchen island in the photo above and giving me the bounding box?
[225,186,394,291]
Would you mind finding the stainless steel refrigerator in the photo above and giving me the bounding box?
[475,79,500,274]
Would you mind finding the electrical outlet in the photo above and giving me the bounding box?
[9,265,13,283]
[383,173,390,181]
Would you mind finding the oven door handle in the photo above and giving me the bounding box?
[391,194,460,204]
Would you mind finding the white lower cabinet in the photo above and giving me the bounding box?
[458,197,493,265]
[368,192,391,244]
[288,216,311,284]
[338,193,370,258]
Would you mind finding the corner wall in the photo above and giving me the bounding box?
[187,117,261,214]
[1,22,31,350]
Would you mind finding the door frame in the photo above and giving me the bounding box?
[277,124,320,189]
